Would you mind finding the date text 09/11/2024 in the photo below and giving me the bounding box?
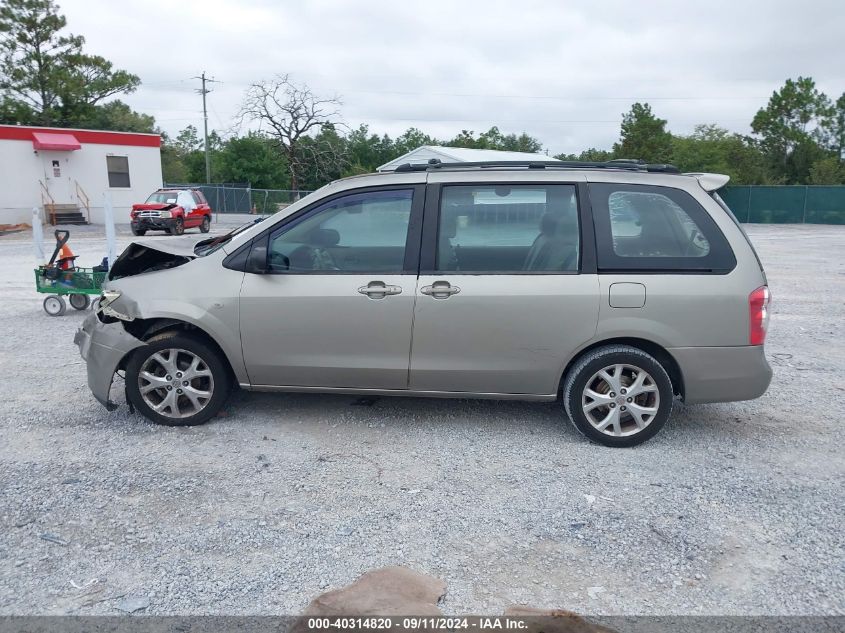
[306,617,529,630]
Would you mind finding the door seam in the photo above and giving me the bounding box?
[235,271,253,386]
[405,274,421,389]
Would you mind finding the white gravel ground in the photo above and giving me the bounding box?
[0,221,843,616]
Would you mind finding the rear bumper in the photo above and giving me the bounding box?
[670,345,772,404]
[74,313,146,410]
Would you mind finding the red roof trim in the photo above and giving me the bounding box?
[32,131,82,151]
[0,124,160,148]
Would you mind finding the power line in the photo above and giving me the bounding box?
[145,75,767,103]
[141,78,194,86]
[193,72,221,182]
[346,117,753,123]
[335,89,769,102]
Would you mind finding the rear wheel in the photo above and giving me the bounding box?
[43,295,66,316]
[69,293,90,310]
[169,218,185,236]
[125,332,230,426]
[563,345,673,447]
[199,216,210,233]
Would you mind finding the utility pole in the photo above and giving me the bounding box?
[194,72,220,183]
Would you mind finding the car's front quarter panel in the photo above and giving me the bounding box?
[104,252,248,383]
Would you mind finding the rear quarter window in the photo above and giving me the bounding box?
[590,183,736,273]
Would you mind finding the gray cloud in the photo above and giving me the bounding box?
[61,0,845,154]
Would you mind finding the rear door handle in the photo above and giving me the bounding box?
[358,281,402,299]
[420,281,461,299]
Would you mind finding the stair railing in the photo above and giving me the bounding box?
[39,180,56,225]
[74,180,91,224]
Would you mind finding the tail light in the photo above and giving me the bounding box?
[749,286,771,345]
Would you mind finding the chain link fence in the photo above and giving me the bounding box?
[164,184,315,216]
[720,186,845,224]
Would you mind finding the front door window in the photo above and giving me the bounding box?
[268,189,414,273]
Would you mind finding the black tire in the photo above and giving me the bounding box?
[69,293,90,310]
[563,345,673,447]
[125,332,231,426]
[199,216,210,233]
[169,218,185,236]
[130,225,146,236]
[43,295,66,316]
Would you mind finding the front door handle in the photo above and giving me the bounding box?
[358,281,402,300]
[420,281,461,299]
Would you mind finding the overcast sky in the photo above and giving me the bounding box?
[59,0,844,155]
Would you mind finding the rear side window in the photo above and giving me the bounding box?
[436,184,579,273]
[591,183,735,273]
[712,191,765,274]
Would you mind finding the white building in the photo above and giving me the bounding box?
[377,145,556,172]
[0,124,163,226]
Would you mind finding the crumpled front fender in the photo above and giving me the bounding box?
[74,313,146,410]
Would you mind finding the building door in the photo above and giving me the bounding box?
[41,152,74,203]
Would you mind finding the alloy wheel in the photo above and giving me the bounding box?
[581,363,660,437]
[138,348,215,419]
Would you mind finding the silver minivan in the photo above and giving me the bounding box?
[75,160,772,447]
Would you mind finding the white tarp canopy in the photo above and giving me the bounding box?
[377,146,557,172]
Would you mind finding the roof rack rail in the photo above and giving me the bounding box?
[392,158,680,174]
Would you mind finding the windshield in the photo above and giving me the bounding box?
[193,219,263,256]
[145,191,181,204]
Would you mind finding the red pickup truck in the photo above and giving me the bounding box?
[130,188,212,236]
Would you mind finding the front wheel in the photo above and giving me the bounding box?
[199,216,210,233]
[43,295,66,316]
[125,332,230,426]
[169,218,185,236]
[563,345,673,447]
[130,225,146,236]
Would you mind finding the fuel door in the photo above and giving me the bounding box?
[609,282,646,308]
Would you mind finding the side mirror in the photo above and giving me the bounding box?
[245,236,268,274]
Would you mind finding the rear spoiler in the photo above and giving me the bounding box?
[685,172,730,192]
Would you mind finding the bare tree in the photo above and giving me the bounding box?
[298,123,351,187]
[238,74,342,191]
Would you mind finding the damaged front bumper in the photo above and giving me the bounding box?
[132,218,178,231]
[74,312,146,410]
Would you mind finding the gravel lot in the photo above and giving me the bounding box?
[0,222,843,616]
